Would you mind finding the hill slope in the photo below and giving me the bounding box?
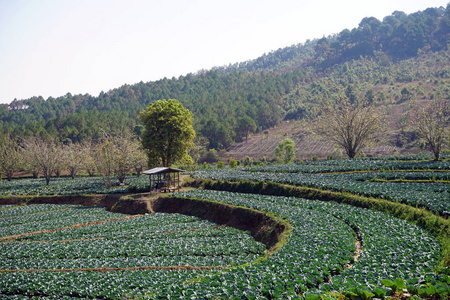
[1,5,449,159]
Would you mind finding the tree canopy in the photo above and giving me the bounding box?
[139,99,195,167]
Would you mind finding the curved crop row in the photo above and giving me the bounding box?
[0,189,446,299]
[0,205,126,238]
[191,169,450,215]
[0,207,264,273]
[174,190,441,296]
[246,156,450,174]
[0,176,151,196]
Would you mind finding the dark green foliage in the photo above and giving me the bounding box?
[139,99,195,167]
[0,5,448,152]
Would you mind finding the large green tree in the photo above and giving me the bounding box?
[139,99,195,167]
[238,116,257,143]
[275,138,296,164]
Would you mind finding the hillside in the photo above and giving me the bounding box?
[1,4,449,159]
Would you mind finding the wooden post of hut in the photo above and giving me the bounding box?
[143,167,185,193]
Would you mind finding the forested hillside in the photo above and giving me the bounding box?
[1,4,449,151]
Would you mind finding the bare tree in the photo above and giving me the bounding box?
[53,143,66,178]
[129,142,147,177]
[112,133,136,184]
[65,143,85,179]
[410,99,449,161]
[94,130,139,187]
[21,137,62,185]
[0,133,22,181]
[82,140,97,177]
[93,137,116,188]
[315,99,383,158]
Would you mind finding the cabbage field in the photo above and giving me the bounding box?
[0,155,449,299]
[0,175,151,196]
[0,205,265,298]
[191,159,450,216]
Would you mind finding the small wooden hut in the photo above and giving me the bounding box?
[143,167,185,193]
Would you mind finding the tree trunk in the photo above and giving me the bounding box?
[346,147,357,159]
[433,149,440,161]
[135,166,142,177]
[117,173,126,185]
[69,167,77,179]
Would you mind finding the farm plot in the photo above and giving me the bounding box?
[0,190,444,299]
[0,205,127,238]
[0,175,151,196]
[174,190,442,297]
[191,168,450,215]
[0,204,266,299]
[246,156,450,173]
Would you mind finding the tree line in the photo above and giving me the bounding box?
[0,131,147,187]
[0,5,448,152]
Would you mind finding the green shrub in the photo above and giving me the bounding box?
[229,159,238,168]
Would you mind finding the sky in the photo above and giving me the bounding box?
[0,0,448,104]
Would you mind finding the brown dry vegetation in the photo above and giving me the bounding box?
[223,99,441,161]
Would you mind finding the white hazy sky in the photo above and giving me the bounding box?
[0,0,448,104]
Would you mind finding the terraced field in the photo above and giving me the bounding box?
[192,158,450,215]
[0,205,265,298]
[0,155,449,299]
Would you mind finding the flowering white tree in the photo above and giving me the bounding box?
[94,130,142,187]
[0,133,22,181]
[21,137,63,185]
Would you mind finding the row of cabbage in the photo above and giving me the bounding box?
[0,175,151,196]
[0,190,443,299]
[0,205,264,271]
[368,153,450,161]
[0,269,206,299]
[170,190,442,299]
[0,205,126,237]
[191,169,450,215]
[246,157,450,174]
[0,195,357,298]
[0,205,265,298]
